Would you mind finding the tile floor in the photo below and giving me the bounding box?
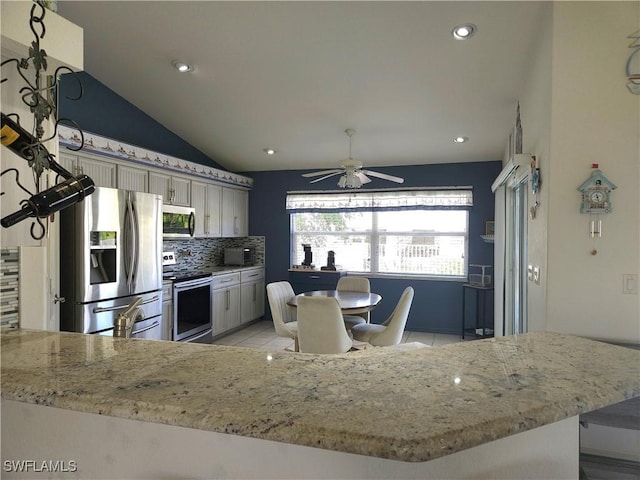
[211,319,463,351]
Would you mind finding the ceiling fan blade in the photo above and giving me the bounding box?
[354,172,372,184]
[361,170,405,184]
[309,171,343,183]
[302,169,341,178]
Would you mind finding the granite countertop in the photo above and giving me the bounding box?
[1,329,638,462]
[210,265,264,275]
[163,265,264,282]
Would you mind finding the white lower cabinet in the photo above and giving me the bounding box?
[240,268,265,324]
[161,281,173,341]
[212,273,241,335]
[213,268,265,337]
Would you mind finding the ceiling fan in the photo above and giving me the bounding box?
[302,129,404,189]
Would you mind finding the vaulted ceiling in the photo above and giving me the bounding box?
[57,1,548,173]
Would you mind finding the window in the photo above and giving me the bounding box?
[287,189,472,278]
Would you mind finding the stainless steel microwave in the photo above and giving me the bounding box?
[162,205,195,238]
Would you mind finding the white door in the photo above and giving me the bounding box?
[504,179,528,335]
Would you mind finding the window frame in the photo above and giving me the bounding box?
[288,188,472,281]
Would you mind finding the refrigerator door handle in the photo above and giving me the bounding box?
[92,295,160,314]
[130,196,140,289]
[124,194,138,291]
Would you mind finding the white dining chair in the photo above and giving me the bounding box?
[351,287,414,347]
[297,296,353,354]
[266,281,299,351]
[337,276,371,324]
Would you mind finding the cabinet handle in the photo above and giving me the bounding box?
[131,321,160,336]
[253,284,256,301]
[309,275,320,279]
[226,290,230,310]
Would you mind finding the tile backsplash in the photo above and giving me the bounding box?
[162,236,265,275]
[0,248,19,328]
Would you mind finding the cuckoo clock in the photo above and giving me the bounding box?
[578,165,616,214]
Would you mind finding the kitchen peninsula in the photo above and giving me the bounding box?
[2,328,639,479]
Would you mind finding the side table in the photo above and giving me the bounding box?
[462,284,494,339]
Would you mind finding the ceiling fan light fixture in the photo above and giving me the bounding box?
[452,23,476,40]
[303,128,404,188]
[338,171,362,189]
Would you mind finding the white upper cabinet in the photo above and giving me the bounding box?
[222,187,248,237]
[59,151,249,231]
[191,181,207,237]
[117,164,148,192]
[60,153,116,188]
[205,183,222,237]
[191,181,222,237]
[149,171,191,206]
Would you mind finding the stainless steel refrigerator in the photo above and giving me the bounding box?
[60,187,165,339]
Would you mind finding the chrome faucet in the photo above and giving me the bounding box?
[113,297,143,338]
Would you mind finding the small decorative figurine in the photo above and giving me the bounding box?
[301,244,313,267]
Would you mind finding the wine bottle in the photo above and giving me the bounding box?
[1,174,95,228]
[1,112,50,163]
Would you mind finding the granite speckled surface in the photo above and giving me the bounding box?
[1,328,638,462]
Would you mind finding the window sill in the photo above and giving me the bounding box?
[345,272,468,282]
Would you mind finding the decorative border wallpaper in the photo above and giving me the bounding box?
[0,248,19,328]
[58,125,253,189]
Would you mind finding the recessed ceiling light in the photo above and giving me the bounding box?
[453,136,469,143]
[452,24,477,40]
[172,60,193,73]
[264,148,276,155]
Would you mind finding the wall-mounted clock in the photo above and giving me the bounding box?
[577,165,616,214]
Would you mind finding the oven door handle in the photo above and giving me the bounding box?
[131,320,160,336]
[181,328,212,343]
[173,277,212,290]
[92,296,160,314]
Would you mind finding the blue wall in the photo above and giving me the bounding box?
[247,161,501,334]
[58,72,225,170]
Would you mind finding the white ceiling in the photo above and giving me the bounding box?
[57,1,548,174]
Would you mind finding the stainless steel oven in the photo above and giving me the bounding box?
[173,274,213,342]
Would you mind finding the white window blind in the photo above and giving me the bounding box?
[286,188,473,212]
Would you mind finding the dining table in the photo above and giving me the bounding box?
[287,290,382,316]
